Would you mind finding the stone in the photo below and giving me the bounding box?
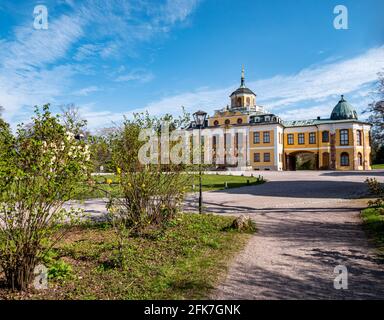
[231,215,252,231]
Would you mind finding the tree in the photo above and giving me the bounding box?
[60,103,90,140]
[89,136,112,172]
[374,145,384,164]
[89,127,118,173]
[0,106,6,128]
[0,104,91,290]
[366,72,384,163]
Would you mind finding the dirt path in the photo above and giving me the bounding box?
[190,171,384,300]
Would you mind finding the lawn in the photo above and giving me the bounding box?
[0,214,253,300]
[372,164,384,169]
[191,173,265,192]
[75,173,265,199]
[361,206,384,259]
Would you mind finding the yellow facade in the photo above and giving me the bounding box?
[284,131,319,150]
[250,130,274,148]
[197,118,371,171]
[279,127,371,171]
[190,69,372,171]
[251,149,275,167]
[208,111,248,127]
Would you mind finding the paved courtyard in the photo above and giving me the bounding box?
[67,170,384,299]
[192,170,384,300]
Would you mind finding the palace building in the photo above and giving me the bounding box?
[189,68,372,171]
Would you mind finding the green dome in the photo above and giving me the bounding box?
[330,95,358,120]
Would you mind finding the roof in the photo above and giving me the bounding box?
[330,96,358,120]
[284,95,366,127]
[283,118,371,127]
[230,87,256,96]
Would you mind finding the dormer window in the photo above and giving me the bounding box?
[225,119,230,125]
[237,118,243,124]
[255,117,260,122]
[265,116,271,122]
[214,120,219,126]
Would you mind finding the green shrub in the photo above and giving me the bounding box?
[366,178,384,207]
[42,250,73,281]
[48,260,73,281]
[106,112,193,268]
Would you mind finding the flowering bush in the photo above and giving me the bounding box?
[0,105,91,290]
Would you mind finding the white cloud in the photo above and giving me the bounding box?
[0,64,76,121]
[129,46,384,123]
[11,44,380,132]
[73,43,103,61]
[77,103,125,129]
[1,1,380,131]
[0,0,201,128]
[115,69,154,83]
[161,0,200,24]
[253,46,384,110]
[73,46,382,131]
[0,14,84,70]
[72,86,100,96]
[278,104,334,121]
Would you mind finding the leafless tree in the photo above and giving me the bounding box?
[59,103,90,139]
[365,72,384,162]
[60,103,82,127]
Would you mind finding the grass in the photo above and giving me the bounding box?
[0,214,252,300]
[75,173,265,199]
[372,164,384,169]
[361,206,384,259]
[191,174,265,192]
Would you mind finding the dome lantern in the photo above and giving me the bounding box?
[230,66,256,109]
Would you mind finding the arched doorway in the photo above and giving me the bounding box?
[286,151,318,171]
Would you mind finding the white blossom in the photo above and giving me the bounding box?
[65,131,75,141]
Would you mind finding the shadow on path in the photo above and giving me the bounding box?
[219,261,384,300]
[215,215,384,299]
[321,171,384,177]
[204,180,368,199]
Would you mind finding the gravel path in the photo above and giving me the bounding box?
[189,170,384,300]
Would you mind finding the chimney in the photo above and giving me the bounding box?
[317,116,321,120]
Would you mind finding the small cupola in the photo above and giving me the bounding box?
[230,66,256,109]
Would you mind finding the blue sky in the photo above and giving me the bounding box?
[0,0,383,130]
